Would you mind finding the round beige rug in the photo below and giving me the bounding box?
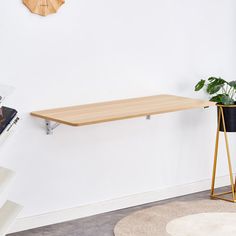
[114,199,236,236]
[166,213,236,236]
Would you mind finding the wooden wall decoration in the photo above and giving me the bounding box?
[23,0,65,16]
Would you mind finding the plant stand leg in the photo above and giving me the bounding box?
[211,108,221,196]
[235,177,236,193]
[220,107,236,201]
[211,107,236,202]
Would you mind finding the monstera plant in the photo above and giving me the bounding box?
[195,77,236,105]
[195,77,236,132]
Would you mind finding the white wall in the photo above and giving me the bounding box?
[0,0,236,221]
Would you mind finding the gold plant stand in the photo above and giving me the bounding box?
[211,104,236,203]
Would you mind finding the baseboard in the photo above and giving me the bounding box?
[9,175,230,234]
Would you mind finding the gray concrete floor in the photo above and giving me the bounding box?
[9,189,218,236]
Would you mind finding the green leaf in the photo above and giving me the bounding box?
[228,80,236,88]
[222,95,235,105]
[210,94,224,103]
[208,77,218,82]
[194,80,205,91]
[209,94,234,104]
[206,78,225,95]
[208,77,226,83]
[207,83,224,94]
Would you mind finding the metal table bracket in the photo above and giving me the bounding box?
[45,120,60,135]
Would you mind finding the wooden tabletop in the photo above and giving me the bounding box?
[31,95,215,126]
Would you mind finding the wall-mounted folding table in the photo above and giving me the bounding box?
[31,94,215,134]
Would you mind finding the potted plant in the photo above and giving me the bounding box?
[195,77,236,132]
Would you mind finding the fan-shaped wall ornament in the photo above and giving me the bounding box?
[23,0,65,16]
